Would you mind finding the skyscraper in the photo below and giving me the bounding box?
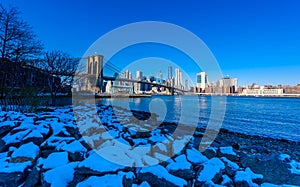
[158,70,163,83]
[136,71,143,80]
[129,72,132,80]
[196,72,208,92]
[185,79,189,91]
[230,78,238,93]
[168,66,172,80]
[175,68,183,89]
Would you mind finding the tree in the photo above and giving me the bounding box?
[42,50,78,105]
[0,4,43,64]
[0,4,43,98]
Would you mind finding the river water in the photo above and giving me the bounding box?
[99,96,300,142]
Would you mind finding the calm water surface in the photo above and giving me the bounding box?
[99,96,300,142]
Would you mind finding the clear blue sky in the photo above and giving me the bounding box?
[3,0,300,86]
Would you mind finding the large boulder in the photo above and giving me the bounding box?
[23,166,41,187]
[195,158,225,186]
[234,168,263,187]
[0,157,32,186]
[10,142,40,163]
[218,146,238,162]
[166,155,195,180]
[41,162,78,187]
[76,152,126,175]
[137,164,187,187]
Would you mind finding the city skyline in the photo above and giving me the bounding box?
[3,0,300,86]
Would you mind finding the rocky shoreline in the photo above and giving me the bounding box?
[0,104,300,186]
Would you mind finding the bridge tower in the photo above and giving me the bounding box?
[86,55,104,92]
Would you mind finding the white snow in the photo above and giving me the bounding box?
[23,130,43,139]
[41,136,75,149]
[234,168,263,186]
[0,160,32,173]
[219,146,237,156]
[166,154,192,171]
[77,174,123,187]
[289,160,300,175]
[78,151,125,173]
[186,148,208,164]
[154,152,170,162]
[140,164,187,186]
[0,121,15,128]
[40,152,69,169]
[153,143,167,153]
[221,157,239,170]
[197,158,225,182]
[221,175,232,185]
[2,129,31,144]
[11,142,40,160]
[43,162,78,187]
[279,154,291,161]
[172,137,190,154]
[142,155,159,166]
[61,140,87,154]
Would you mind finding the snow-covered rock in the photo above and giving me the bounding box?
[166,154,195,180]
[221,157,239,177]
[77,171,132,187]
[218,146,238,161]
[186,148,209,165]
[60,140,87,161]
[234,168,263,187]
[242,154,300,185]
[202,147,217,159]
[77,152,126,175]
[195,158,225,185]
[39,152,69,170]
[138,164,187,187]
[221,174,234,186]
[42,162,78,187]
[0,154,32,186]
[0,121,15,137]
[11,142,40,162]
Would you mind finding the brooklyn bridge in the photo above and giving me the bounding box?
[80,55,186,95]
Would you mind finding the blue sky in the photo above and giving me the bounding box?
[3,0,300,86]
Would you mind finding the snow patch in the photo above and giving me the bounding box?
[11,142,40,160]
[43,162,78,187]
[140,164,187,186]
[219,146,237,156]
[197,158,225,182]
[186,148,208,164]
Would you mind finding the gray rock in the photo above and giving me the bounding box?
[137,165,187,187]
[234,168,263,187]
[0,161,32,187]
[166,155,195,180]
[221,175,234,186]
[23,166,40,187]
[218,146,238,162]
[76,152,126,175]
[221,157,239,177]
[10,142,40,163]
[0,171,27,187]
[195,158,225,186]
[241,153,300,185]
[0,121,14,137]
[202,147,217,159]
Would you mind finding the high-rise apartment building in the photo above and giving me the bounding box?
[136,71,143,80]
[168,66,172,80]
[196,72,208,92]
[175,68,182,89]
